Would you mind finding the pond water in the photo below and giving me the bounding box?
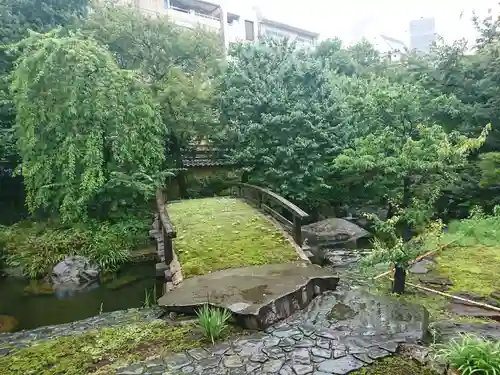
[0,262,162,331]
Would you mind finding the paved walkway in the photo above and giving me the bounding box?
[116,288,428,375]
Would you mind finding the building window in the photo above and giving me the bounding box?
[245,20,255,41]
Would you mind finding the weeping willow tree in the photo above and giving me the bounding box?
[10,31,166,222]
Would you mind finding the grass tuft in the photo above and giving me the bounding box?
[196,304,232,344]
[167,197,299,277]
[433,334,500,375]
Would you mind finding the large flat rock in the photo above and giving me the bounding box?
[157,262,339,329]
[288,288,429,343]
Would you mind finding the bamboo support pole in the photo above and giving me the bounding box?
[384,276,500,313]
[373,238,460,280]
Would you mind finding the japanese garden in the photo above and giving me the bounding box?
[0,1,500,374]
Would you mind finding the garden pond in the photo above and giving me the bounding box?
[0,261,162,332]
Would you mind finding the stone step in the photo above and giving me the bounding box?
[158,262,339,330]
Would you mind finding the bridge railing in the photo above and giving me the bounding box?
[154,190,184,290]
[234,183,309,247]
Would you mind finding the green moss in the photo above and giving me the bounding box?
[0,321,228,375]
[0,315,18,333]
[167,198,299,278]
[23,280,55,295]
[105,274,142,290]
[434,245,500,296]
[351,356,438,375]
[370,280,490,324]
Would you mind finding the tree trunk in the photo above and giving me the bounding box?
[392,266,406,294]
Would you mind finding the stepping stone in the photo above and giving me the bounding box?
[158,262,339,329]
[353,353,374,364]
[165,353,192,370]
[311,347,331,359]
[409,259,434,274]
[367,347,390,359]
[293,364,314,375]
[317,355,365,374]
[223,355,244,368]
[263,359,285,373]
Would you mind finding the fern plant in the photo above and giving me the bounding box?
[434,334,500,375]
[196,305,232,344]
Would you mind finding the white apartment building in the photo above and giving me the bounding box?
[115,0,319,50]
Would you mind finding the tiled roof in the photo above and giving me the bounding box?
[182,147,236,168]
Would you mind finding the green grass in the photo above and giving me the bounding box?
[434,334,500,375]
[0,320,242,375]
[167,197,299,277]
[196,305,232,344]
[371,214,500,323]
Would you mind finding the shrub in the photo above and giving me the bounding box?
[186,171,239,198]
[434,334,500,375]
[196,304,232,344]
[0,215,151,278]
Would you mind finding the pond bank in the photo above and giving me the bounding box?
[0,307,164,354]
[0,261,160,331]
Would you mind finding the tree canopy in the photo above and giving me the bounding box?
[11,32,165,222]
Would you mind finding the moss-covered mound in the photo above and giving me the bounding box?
[167,197,300,277]
[351,356,438,375]
[0,322,205,375]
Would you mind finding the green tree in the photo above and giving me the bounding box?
[0,0,90,169]
[80,4,223,197]
[10,31,165,222]
[218,39,348,210]
[334,124,489,293]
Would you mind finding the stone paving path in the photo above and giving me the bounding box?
[116,287,428,375]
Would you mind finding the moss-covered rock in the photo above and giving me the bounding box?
[0,315,18,333]
[23,280,55,295]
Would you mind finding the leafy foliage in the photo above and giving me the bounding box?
[219,39,346,209]
[196,305,232,344]
[0,0,90,169]
[434,334,500,375]
[10,31,165,222]
[0,215,151,278]
[334,124,488,235]
[80,3,223,197]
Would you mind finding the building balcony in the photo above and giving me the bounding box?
[163,0,221,30]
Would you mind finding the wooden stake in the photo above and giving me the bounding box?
[373,238,460,280]
[383,276,500,314]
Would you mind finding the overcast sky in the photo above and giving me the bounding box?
[225,0,499,45]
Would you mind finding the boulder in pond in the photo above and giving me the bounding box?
[51,256,100,296]
[302,218,370,249]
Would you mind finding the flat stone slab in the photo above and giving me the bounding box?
[409,259,434,274]
[158,262,339,329]
[447,302,500,321]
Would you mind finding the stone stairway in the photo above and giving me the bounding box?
[116,288,429,375]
